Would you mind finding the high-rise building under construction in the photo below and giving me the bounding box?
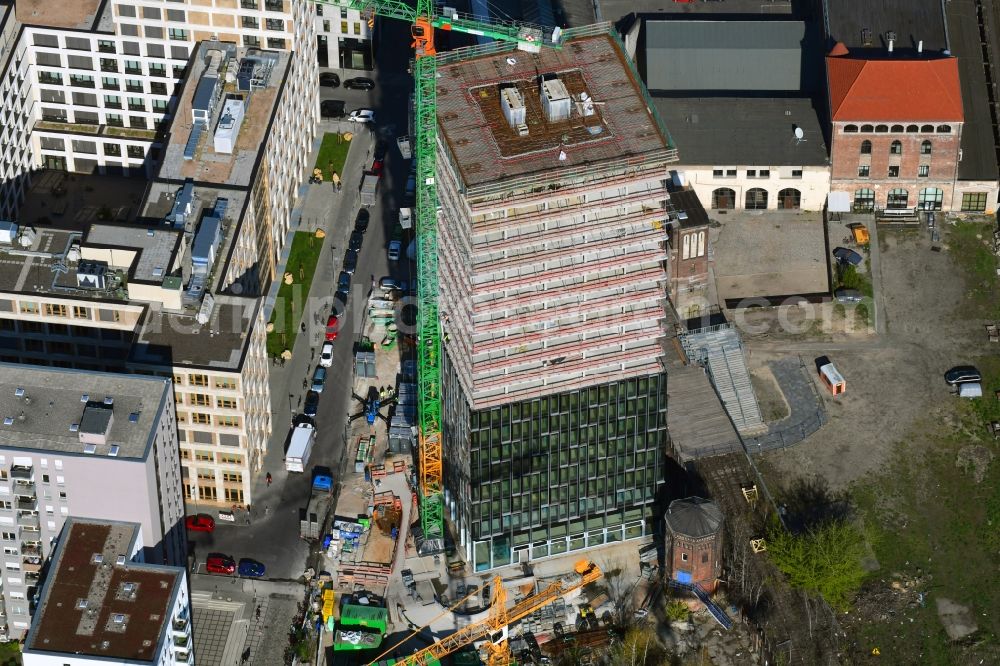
[435,25,679,570]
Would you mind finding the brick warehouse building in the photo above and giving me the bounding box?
[826,43,965,212]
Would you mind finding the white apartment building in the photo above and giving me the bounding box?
[23,518,193,665]
[0,366,185,642]
[0,0,322,509]
[314,1,373,70]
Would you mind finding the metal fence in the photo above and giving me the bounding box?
[744,405,827,453]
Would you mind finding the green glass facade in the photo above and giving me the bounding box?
[442,354,668,570]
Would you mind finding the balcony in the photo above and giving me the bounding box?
[124,66,142,75]
[125,84,143,93]
[21,558,41,573]
[175,649,190,663]
[172,616,189,632]
[172,633,191,648]
[10,465,32,481]
[98,43,115,53]
[105,101,122,109]
[69,78,95,89]
[148,69,167,78]
[20,543,40,557]
[17,514,39,529]
[12,482,34,498]
[19,527,40,544]
[127,104,145,112]
[100,63,118,73]
[15,497,36,512]
[37,73,62,85]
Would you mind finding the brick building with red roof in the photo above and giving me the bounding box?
[826,43,965,212]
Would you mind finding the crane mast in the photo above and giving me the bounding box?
[314,0,556,551]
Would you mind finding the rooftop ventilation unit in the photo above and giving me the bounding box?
[540,77,571,123]
[76,261,109,290]
[499,86,529,136]
[169,180,195,228]
[191,50,225,125]
[574,91,597,118]
[191,215,223,277]
[14,388,23,397]
[213,95,246,154]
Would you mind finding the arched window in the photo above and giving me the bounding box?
[890,124,904,133]
[682,234,690,260]
[697,231,705,258]
[918,187,944,211]
[906,125,919,133]
[853,188,875,212]
[860,124,874,133]
[886,188,909,209]
[921,140,932,155]
[860,140,872,155]
[745,188,768,210]
[936,125,951,133]
[921,124,934,133]
[890,140,902,155]
[778,188,801,209]
[875,124,889,133]
[843,124,859,133]
[711,187,735,209]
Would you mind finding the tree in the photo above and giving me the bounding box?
[607,626,673,666]
[766,519,868,611]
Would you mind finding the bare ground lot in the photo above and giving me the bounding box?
[745,221,1000,664]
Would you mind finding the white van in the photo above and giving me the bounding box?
[958,382,983,398]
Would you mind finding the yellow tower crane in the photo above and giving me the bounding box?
[370,560,603,666]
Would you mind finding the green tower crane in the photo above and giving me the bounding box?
[315,0,559,548]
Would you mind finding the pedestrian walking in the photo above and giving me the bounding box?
[256,605,262,621]
[266,472,272,486]
[302,378,308,390]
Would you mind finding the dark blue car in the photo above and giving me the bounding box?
[238,558,265,577]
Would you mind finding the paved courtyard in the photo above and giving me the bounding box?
[192,602,239,665]
[712,210,829,303]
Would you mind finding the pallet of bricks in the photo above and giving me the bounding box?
[367,460,404,481]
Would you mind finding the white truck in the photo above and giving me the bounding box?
[360,172,379,207]
[285,423,316,473]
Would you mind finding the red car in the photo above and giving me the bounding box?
[185,514,215,532]
[325,314,340,341]
[370,157,384,177]
[206,553,236,575]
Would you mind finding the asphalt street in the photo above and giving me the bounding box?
[188,21,416,585]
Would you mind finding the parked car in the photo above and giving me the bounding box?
[319,341,334,368]
[319,72,341,87]
[303,390,320,417]
[325,313,341,341]
[311,366,327,393]
[387,240,402,262]
[337,271,351,292]
[833,288,863,303]
[379,277,408,293]
[944,365,981,385]
[343,249,358,275]
[404,173,416,204]
[238,558,266,578]
[348,109,375,123]
[371,156,384,176]
[206,553,236,575]
[833,246,863,266]
[319,100,345,118]
[344,77,375,90]
[334,289,349,307]
[354,209,370,234]
[185,514,215,533]
[349,231,364,252]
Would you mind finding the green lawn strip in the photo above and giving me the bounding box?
[266,231,324,357]
[948,221,1000,318]
[313,132,352,179]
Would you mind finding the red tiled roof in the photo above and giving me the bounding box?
[827,54,963,122]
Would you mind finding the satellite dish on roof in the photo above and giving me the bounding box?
[794,127,805,140]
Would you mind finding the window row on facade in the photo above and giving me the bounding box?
[843,124,952,134]
[857,164,933,179]
[851,187,945,211]
[858,139,933,156]
[711,167,803,179]
[711,187,802,210]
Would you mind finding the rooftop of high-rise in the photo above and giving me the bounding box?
[435,24,677,191]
